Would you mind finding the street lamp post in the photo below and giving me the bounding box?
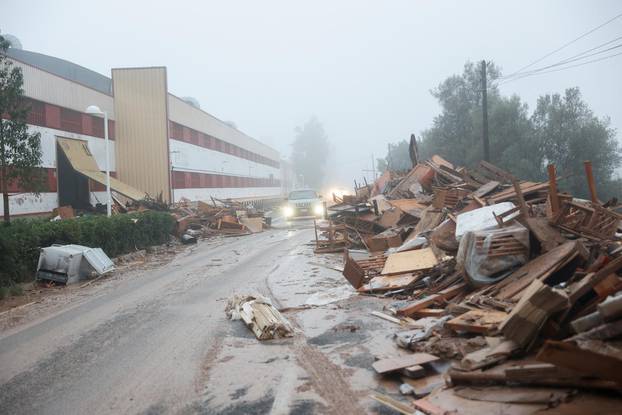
[85,105,111,217]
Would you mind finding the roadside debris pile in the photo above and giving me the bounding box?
[172,197,269,243]
[226,294,294,340]
[321,155,622,413]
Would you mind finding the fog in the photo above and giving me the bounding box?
[2,0,621,186]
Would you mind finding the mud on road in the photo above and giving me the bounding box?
[0,221,398,414]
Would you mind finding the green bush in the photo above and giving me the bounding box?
[0,211,175,286]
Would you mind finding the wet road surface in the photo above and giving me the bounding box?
[0,221,397,414]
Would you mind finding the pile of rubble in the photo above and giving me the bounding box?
[316,155,622,413]
[172,197,269,243]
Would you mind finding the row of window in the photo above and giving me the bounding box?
[172,170,280,189]
[24,98,115,140]
[169,121,280,169]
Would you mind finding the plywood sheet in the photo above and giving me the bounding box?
[381,247,438,275]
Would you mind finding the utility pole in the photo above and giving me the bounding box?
[481,60,490,162]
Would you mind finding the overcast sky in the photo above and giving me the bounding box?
[2,0,621,186]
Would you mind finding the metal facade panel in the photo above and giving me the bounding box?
[112,67,171,202]
[167,94,280,162]
[11,59,115,117]
[57,137,147,201]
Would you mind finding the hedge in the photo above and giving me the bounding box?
[0,211,175,286]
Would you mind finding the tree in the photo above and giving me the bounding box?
[389,61,620,198]
[419,61,537,177]
[377,140,411,172]
[0,35,42,224]
[532,87,620,199]
[291,117,329,189]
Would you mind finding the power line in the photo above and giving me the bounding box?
[503,12,622,79]
[500,35,622,81]
[498,50,622,85]
[500,42,622,81]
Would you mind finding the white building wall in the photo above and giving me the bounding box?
[170,140,278,178]
[12,59,114,117]
[167,95,279,162]
[173,187,281,203]
[0,125,117,216]
[32,125,116,171]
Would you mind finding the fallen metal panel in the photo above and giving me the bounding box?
[57,137,147,201]
[80,246,115,275]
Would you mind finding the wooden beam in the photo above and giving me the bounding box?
[537,340,622,383]
[397,283,466,316]
[583,160,599,204]
[547,164,560,215]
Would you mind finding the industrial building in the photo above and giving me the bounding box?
[2,46,287,216]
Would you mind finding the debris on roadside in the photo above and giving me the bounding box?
[311,155,622,412]
[36,244,115,284]
[226,294,295,340]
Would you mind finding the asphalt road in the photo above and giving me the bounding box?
[0,221,366,415]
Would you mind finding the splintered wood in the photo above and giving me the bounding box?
[226,295,294,340]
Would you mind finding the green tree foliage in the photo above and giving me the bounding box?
[0,35,43,224]
[532,87,620,199]
[291,117,329,188]
[377,140,411,172]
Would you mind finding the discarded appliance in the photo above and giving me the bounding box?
[36,244,115,284]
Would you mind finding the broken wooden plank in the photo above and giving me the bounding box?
[445,309,508,334]
[370,393,416,415]
[370,311,402,325]
[504,363,560,381]
[226,294,294,340]
[448,367,620,391]
[411,398,445,415]
[411,308,445,318]
[342,251,366,289]
[381,247,438,275]
[499,279,568,349]
[471,180,499,199]
[568,255,622,303]
[584,160,599,204]
[397,283,466,316]
[372,353,439,374]
[536,340,622,384]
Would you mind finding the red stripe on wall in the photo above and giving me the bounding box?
[23,97,115,140]
[169,121,279,169]
[4,167,118,194]
[172,170,280,189]
[5,167,57,193]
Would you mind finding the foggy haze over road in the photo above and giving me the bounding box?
[2,0,621,186]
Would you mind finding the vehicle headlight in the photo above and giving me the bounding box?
[313,204,324,215]
[283,206,294,217]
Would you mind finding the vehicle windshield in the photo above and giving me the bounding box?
[288,190,317,200]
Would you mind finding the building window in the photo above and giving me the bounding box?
[173,171,185,188]
[92,116,104,137]
[25,99,46,126]
[190,129,198,145]
[171,122,183,139]
[60,108,82,133]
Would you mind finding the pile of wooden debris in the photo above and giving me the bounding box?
[319,155,622,413]
[172,197,269,243]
